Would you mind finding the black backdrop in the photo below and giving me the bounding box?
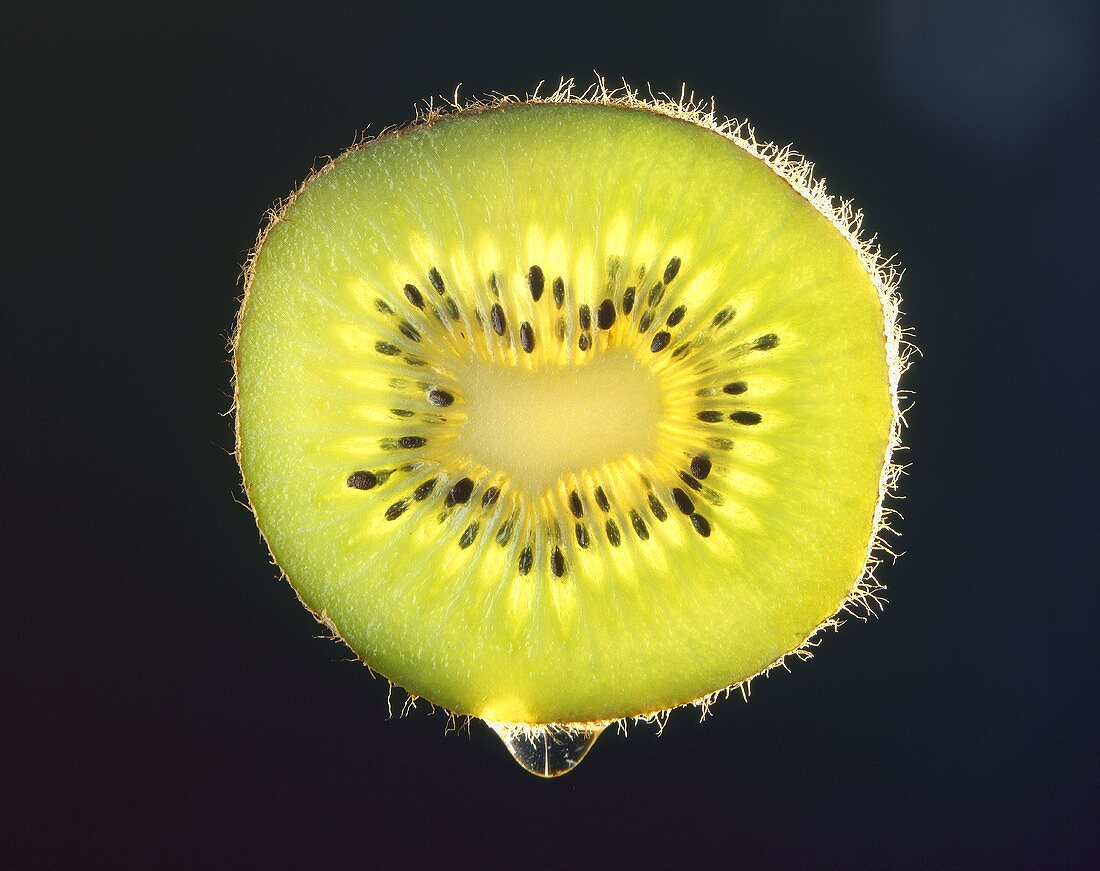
[8,2,1099,867]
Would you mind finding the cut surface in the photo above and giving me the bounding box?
[235,100,898,725]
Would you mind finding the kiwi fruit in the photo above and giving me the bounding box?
[232,83,907,776]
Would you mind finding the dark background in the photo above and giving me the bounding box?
[8,1,1099,867]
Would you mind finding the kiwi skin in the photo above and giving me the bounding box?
[231,78,912,737]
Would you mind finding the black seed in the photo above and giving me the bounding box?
[569,491,583,518]
[391,408,414,418]
[730,411,763,425]
[496,521,513,546]
[579,304,591,330]
[489,272,501,297]
[385,500,409,520]
[630,510,649,541]
[449,477,474,504]
[723,381,748,395]
[594,486,610,512]
[672,488,695,515]
[414,478,437,500]
[399,321,421,342]
[551,547,565,578]
[712,307,734,328]
[679,471,702,492]
[519,322,535,353]
[666,305,687,327]
[347,471,378,490]
[690,456,712,480]
[597,299,616,329]
[638,311,654,333]
[490,303,506,336]
[481,486,500,507]
[518,547,533,575]
[459,522,479,549]
[708,437,735,451]
[605,520,621,547]
[647,281,665,307]
[647,494,668,521]
[428,267,445,294]
[375,298,394,315]
[404,356,427,367]
[375,341,400,356]
[578,332,591,351]
[671,343,692,360]
[428,388,454,407]
[556,318,566,341]
[553,277,565,309]
[690,513,712,537]
[663,257,682,284]
[623,286,636,314]
[527,265,545,301]
[403,284,424,309]
[398,435,426,448]
[697,410,724,423]
[753,333,780,351]
[650,331,671,352]
[445,297,460,321]
[575,523,590,548]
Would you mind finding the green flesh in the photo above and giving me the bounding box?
[235,102,894,725]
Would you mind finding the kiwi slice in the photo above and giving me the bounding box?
[233,86,906,775]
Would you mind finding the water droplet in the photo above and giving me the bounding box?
[490,723,605,778]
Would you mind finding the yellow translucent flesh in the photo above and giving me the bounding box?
[236,103,893,724]
[452,350,662,493]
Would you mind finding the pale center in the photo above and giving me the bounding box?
[451,351,663,494]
